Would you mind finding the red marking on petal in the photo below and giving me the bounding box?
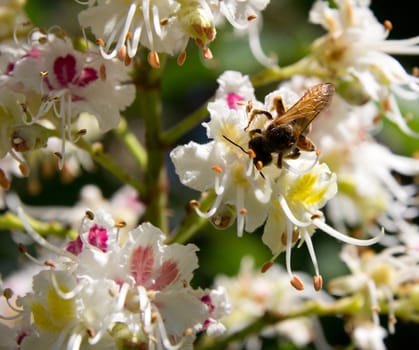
[66,236,83,255]
[54,54,77,87]
[226,92,244,109]
[153,260,179,290]
[74,67,98,87]
[88,224,108,252]
[130,246,154,285]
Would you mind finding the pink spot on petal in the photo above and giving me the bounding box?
[88,224,108,252]
[74,67,98,87]
[66,236,83,255]
[201,294,215,313]
[54,54,77,87]
[130,246,154,285]
[226,92,244,109]
[152,260,179,290]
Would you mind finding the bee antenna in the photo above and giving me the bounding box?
[222,135,248,155]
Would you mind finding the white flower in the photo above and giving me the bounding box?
[308,0,419,135]
[4,208,228,349]
[353,323,387,350]
[329,245,419,336]
[210,0,274,66]
[213,257,331,348]
[77,0,216,65]
[172,71,383,290]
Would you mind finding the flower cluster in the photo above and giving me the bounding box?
[0,209,229,349]
[0,28,135,188]
[213,257,332,349]
[328,245,419,349]
[76,0,273,66]
[171,70,382,291]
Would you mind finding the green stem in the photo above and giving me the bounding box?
[161,102,209,145]
[197,295,364,350]
[135,59,168,232]
[0,212,77,239]
[74,137,145,195]
[166,191,216,244]
[113,117,148,170]
[251,57,328,87]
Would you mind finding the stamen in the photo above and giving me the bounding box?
[177,51,187,66]
[290,275,305,291]
[0,169,11,190]
[367,280,380,326]
[278,194,312,227]
[313,275,323,291]
[247,14,257,21]
[236,187,245,237]
[303,231,320,278]
[148,51,160,68]
[311,217,384,246]
[202,47,213,60]
[16,207,78,262]
[51,273,84,300]
[261,260,274,273]
[96,38,105,47]
[383,20,393,31]
[247,20,276,67]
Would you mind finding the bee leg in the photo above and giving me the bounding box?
[248,129,262,138]
[286,148,301,160]
[297,135,316,152]
[244,109,273,131]
[277,153,284,168]
[272,96,286,117]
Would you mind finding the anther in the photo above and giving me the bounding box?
[256,161,263,170]
[148,51,160,68]
[92,142,104,155]
[372,306,381,313]
[19,163,30,177]
[189,199,199,208]
[18,243,27,254]
[96,38,105,47]
[3,288,13,299]
[202,47,213,60]
[117,45,127,62]
[413,67,419,77]
[125,31,132,40]
[261,260,274,273]
[99,63,107,81]
[54,152,63,160]
[183,328,193,336]
[160,18,169,25]
[85,210,95,220]
[115,220,127,228]
[86,327,96,338]
[77,129,87,136]
[310,213,321,220]
[247,14,257,21]
[44,260,57,268]
[0,169,11,190]
[383,20,393,31]
[239,207,247,215]
[290,275,305,291]
[177,51,187,66]
[212,165,223,173]
[39,70,48,79]
[247,149,256,158]
[313,275,323,291]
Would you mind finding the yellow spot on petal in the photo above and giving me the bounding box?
[287,172,327,207]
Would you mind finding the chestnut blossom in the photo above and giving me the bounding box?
[308,0,419,136]
[0,29,135,169]
[77,0,216,66]
[0,208,228,349]
[210,0,274,66]
[171,71,382,290]
[329,245,419,341]
[213,257,332,349]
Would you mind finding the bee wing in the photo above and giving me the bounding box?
[274,83,335,131]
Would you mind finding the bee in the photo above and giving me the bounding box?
[225,83,335,170]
